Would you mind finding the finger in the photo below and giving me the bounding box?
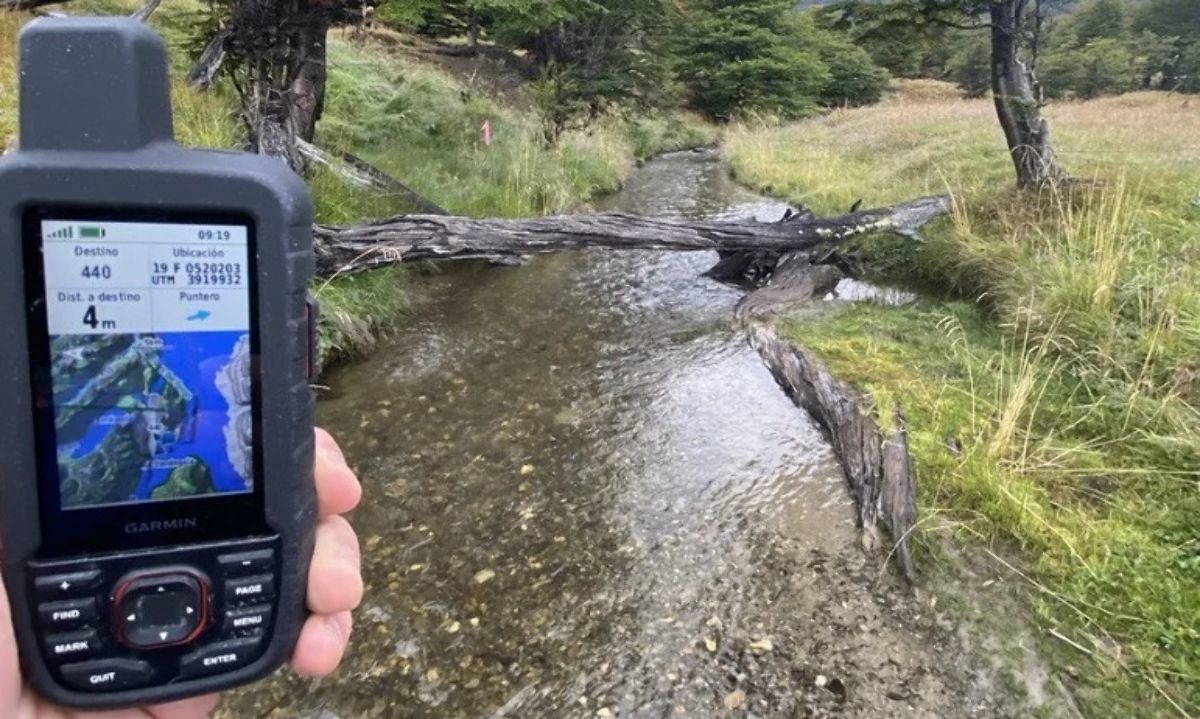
[144,693,220,719]
[291,611,352,678]
[0,573,21,719]
[315,428,361,518]
[307,515,363,615]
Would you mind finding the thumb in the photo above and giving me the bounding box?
[0,569,25,718]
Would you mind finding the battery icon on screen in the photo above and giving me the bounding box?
[78,226,106,238]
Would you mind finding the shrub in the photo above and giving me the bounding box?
[1043,38,1134,99]
[814,34,891,107]
[948,35,992,99]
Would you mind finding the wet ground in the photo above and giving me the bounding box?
[220,152,1056,718]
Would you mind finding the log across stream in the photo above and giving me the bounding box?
[219,151,1037,718]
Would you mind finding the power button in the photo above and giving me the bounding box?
[305,294,320,381]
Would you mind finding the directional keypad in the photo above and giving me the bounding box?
[114,573,207,650]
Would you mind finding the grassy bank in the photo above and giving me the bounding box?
[726,82,1200,716]
[319,33,715,220]
[312,34,713,360]
[1,9,716,365]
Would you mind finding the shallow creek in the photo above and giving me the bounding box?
[220,151,1044,719]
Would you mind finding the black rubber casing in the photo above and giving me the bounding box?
[0,18,316,709]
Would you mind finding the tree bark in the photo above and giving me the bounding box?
[734,254,844,322]
[286,9,328,144]
[188,28,231,91]
[313,194,951,276]
[742,273,918,582]
[989,0,1067,188]
[129,0,163,22]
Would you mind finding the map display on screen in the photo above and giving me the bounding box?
[39,219,254,510]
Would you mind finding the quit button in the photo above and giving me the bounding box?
[60,658,154,692]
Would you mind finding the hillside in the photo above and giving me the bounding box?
[0,3,716,363]
[725,80,1200,717]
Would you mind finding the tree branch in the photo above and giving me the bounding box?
[928,16,992,31]
[129,0,162,22]
[187,28,231,91]
[295,139,449,216]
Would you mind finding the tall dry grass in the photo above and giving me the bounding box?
[734,84,1200,716]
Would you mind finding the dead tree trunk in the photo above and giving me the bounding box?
[738,260,918,582]
[313,195,952,276]
[285,8,328,144]
[218,0,351,170]
[989,0,1067,189]
[188,28,232,90]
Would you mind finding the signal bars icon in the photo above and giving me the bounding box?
[46,226,105,239]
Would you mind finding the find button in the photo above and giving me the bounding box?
[38,597,98,631]
[114,571,208,650]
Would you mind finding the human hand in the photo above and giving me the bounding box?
[0,427,364,719]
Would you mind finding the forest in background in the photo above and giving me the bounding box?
[379,0,1200,125]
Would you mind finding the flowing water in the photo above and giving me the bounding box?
[220,151,1039,719]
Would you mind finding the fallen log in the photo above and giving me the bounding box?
[0,0,61,11]
[314,194,951,276]
[739,263,918,582]
[734,252,843,321]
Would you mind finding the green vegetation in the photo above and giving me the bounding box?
[318,36,712,219]
[672,0,889,120]
[378,0,892,124]
[820,0,1200,100]
[726,86,1200,716]
[153,458,215,499]
[1,4,718,366]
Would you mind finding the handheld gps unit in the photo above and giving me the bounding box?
[0,18,318,709]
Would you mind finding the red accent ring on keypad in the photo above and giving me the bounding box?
[112,569,210,650]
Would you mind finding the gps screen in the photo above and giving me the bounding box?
[37,218,255,510]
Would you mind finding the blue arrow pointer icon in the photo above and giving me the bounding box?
[187,310,212,322]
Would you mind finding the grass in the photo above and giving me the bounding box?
[727,80,1200,716]
[2,10,716,365]
[320,33,716,219]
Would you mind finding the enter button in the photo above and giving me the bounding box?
[179,636,262,678]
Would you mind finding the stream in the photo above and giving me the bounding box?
[220,151,1038,719]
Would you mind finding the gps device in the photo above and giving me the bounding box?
[0,18,318,709]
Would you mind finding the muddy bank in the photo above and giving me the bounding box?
[220,151,1066,718]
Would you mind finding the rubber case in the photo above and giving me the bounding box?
[0,18,316,709]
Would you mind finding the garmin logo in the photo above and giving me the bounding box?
[124,518,198,534]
